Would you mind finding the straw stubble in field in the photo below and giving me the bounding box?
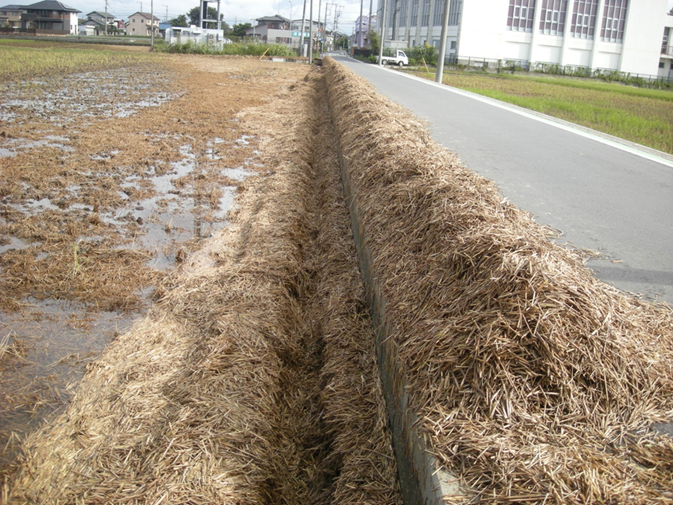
[0,53,313,482]
[4,58,402,503]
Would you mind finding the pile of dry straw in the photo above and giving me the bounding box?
[324,57,673,503]
[7,68,401,503]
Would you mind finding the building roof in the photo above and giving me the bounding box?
[81,18,104,26]
[128,11,160,21]
[0,4,25,10]
[24,1,80,12]
[86,10,114,18]
[255,15,289,23]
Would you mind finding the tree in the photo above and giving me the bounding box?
[669,7,673,15]
[169,14,188,27]
[335,35,348,49]
[368,29,379,53]
[231,22,251,37]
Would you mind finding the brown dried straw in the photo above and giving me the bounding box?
[7,66,401,503]
[323,56,673,504]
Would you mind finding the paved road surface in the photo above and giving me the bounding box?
[331,55,673,306]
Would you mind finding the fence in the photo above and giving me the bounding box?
[441,54,672,89]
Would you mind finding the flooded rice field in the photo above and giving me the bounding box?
[0,54,307,477]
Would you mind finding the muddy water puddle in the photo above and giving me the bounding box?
[0,59,265,475]
[0,140,257,472]
[0,67,177,129]
[0,301,135,470]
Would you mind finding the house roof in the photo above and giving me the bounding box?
[255,15,289,23]
[0,4,25,10]
[25,1,80,12]
[129,11,160,21]
[86,10,113,18]
[81,18,105,26]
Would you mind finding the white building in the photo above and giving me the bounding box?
[380,0,673,78]
[164,25,230,48]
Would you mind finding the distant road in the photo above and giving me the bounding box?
[331,55,673,306]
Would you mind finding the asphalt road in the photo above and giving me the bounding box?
[331,55,673,306]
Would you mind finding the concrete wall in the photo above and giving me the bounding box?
[384,0,672,75]
[458,0,509,60]
[619,0,667,74]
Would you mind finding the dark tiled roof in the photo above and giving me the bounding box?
[256,15,289,23]
[25,1,80,13]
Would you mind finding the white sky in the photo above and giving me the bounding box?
[67,0,373,35]
[65,0,673,37]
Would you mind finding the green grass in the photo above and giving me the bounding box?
[411,70,673,154]
[0,39,157,81]
[159,40,296,57]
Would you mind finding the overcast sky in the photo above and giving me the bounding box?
[67,0,372,35]
[64,0,673,37]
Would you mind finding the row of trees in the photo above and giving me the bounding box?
[168,7,251,37]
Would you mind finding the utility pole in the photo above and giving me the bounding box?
[104,0,108,35]
[323,2,328,51]
[317,0,321,53]
[308,0,313,63]
[358,0,363,47]
[435,0,450,83]
[216,0,221,40]
[150,0,154,49]
[378,0,386,65]
[333,5,340,38]
[300,0,307,56]
[164,5,168,22]
[367,0,372,48]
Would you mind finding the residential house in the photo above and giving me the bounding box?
[380,0,673,78]
[290,18,320,49]
[126,11,159,36]
[351,14,377,48]
[20,0,80,34]
[0,4,25,28]
[80,10,123,35]
[246,15,291,44]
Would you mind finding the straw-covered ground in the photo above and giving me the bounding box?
[0,52,311,477]
[5,64,401,503]
[5,50,673,504]
[324,57,673,503]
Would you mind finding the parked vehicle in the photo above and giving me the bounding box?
[377,50,408,67]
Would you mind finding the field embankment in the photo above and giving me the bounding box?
[326,57,673,503]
